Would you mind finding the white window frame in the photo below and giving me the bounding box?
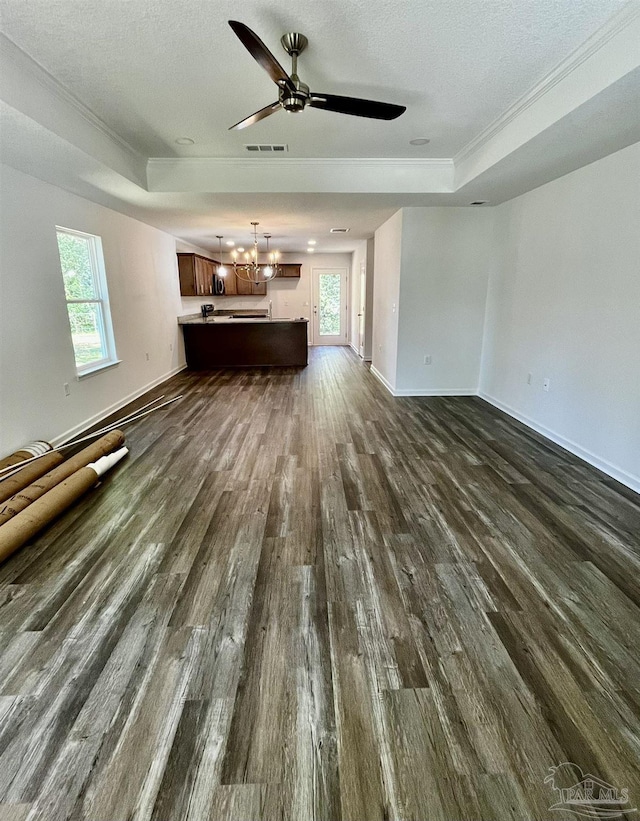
[56,227,119,378]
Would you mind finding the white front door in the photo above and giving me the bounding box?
[312,268,348,345]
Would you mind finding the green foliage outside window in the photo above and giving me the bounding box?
[319,274,341,336]
[57,231,108,366]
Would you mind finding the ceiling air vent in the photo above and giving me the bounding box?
[469,201,488,206]
[329,228,350,233]
[244,144,288,152]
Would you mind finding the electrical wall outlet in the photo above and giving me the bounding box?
[527,372,532,385]
[145,352,150,361]
[424,355,432,365]
[63,382,71,397]
[543,377,551,392]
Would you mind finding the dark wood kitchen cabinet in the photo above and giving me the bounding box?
[179,253,281,296]
[181,320,308,368]
[275,264,301,278]
[216,274,267,296]
[177,253,218,296]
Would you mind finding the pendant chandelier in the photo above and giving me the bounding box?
[217,222,281,284]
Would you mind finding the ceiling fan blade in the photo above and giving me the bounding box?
[229,101,282,131]
[309,93,406,120]
[228,21,296,95]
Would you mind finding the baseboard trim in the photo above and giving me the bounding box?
[52,364,187,446]
[348,344,371,361]
[479,392,640,495]
[394,387,477,397]
[370,366,477,398]
[370,365,396,394]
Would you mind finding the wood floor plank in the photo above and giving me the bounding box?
[0,348,637,820]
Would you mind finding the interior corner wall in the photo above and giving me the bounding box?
[349,240,367,353]
[395,207,494,394]
[364,237,375,360]
[480,140,640,491]
[371,210,403,390]
[0,163,185,453]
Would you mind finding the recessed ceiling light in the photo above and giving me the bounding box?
[226,240,235,246]
[175,137,195,145]
[308,239,316,245]
[237,247,245,252]
[409,138,430,146]
[307,247,315,253]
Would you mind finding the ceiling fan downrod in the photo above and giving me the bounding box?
[280,33,309,112]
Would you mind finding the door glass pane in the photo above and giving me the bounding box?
[66,302,107,367]
[319,274,341,336]
[57,231,98,299]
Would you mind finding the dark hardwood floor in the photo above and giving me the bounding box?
[0,347,639,821]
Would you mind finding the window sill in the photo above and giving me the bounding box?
[76,359,122,380]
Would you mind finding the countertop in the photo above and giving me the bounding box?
[178,313,309,326]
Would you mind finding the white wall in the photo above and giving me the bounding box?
[349,241,367,353]
[0,164,184,452]
[396,207,493,394]
[371,210,403,390]
[480,141,640,490]
[371,207,493,395]
[364,237,375,360]
[179,252,352,345]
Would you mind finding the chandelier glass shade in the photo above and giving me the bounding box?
[218,222,281,284]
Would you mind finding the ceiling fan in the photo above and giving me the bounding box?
[228,20,406,130]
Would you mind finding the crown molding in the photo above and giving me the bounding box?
[147,157,453,169]
[146,156,455,193]
[453,2,640,166]
[0,33,142,161]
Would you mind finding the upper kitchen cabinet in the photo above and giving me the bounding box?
[177,253,217,296]
[217,274,266,295]
[275,264,301,278]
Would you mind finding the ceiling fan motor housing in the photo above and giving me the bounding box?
[280,77,309,112]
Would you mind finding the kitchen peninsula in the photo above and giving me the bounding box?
[178,309,308,368]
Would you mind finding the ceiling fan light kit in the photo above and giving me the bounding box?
[228,20,406,130]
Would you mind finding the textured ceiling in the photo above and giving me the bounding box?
[0,0,626,159]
